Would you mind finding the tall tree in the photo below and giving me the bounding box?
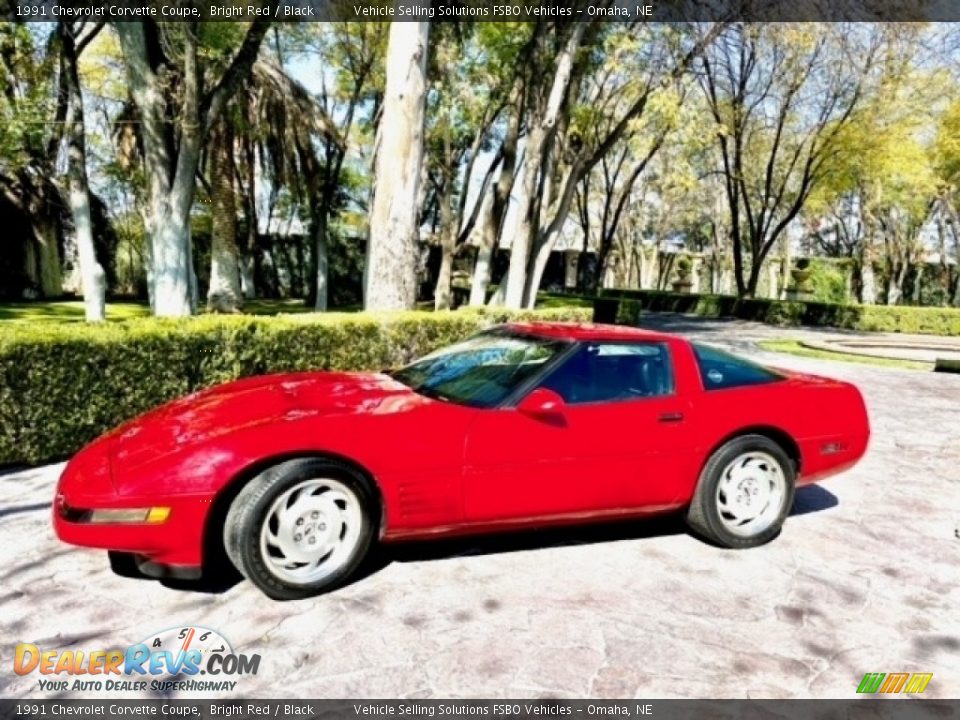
[499,21,587,309]
[114,19,270,316]
[421,24,508,310]
[933,98,960,307]
[59,21,106,321]
[364,20,430,311]
[494,22,723,308]
[0,24,63,298]
[206,119,242,312]
[307,23,385,310]
[466,23,535,307]
[802,27,944,304]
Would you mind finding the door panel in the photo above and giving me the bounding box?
[462,342,693,523]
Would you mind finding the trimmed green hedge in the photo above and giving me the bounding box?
[934,358,960,373]
[599,289,960,336]
[0,306,591,466]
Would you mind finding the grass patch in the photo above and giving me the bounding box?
[0,294,586,325]
[0,301,151,322]
[757,340,929,370]
[535,292,594,309]
[0,298,356,323]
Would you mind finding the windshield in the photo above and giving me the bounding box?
[389,332,569,408]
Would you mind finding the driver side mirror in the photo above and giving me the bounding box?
[517,388,566,420]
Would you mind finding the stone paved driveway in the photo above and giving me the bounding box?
[1,316,958,700]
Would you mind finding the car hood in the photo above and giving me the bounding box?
[106,371,422,473]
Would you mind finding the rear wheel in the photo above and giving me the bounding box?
[224,458,377,600]
[687,434,796,548]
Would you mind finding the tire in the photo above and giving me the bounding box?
[109,551,147,579]
[686,434,796,549]
[223,457,377,600]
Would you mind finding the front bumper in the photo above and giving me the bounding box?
[54,459,208,571]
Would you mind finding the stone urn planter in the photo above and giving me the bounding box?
[672,255,693,294]
[787,258,814,300]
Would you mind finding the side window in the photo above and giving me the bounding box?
[692,343,783,390]
[537,343,674,404]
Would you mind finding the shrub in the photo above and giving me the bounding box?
[807,258,850,304]
[0,306,591,467]
[598,289,960,336]
[934,358,960,373]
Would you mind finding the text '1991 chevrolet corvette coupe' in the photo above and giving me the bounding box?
[54,322,870,599]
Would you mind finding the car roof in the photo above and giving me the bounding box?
[501,321,677,344]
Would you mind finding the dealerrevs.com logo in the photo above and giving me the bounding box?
[14,626,261,694]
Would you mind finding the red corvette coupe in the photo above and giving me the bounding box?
[54,322,869,600]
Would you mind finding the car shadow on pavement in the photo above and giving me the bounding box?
[104,549,245,595]
[357,483,840,583]
[0,501,50,519]
[159,568,243,595]
[791,483,839,516]
[381,512,688,566]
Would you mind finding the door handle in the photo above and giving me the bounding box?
[658,412,685,423]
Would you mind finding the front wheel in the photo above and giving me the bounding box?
[223,458,377,600]
[686,435,796,549]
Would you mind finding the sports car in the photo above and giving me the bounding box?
[54,322,870,600]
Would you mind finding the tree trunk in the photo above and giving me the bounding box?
[469,195,496,307]
[116,23,198,317]
[500,122,545,309]
[313,210,329,311]
[859,234,876,305]
[207,123,242,313]
[777,237,790,301]
[522,158,585,308]
[470,87,523,307]
[241,135,258,300]
[433,178,456,311]
[143,234,156,311]
[886,260,906,305]
[744,258,763,299]
[936,209,950,306]
[61,26,105,321]
[240,259,255,300]
[433,164,459,310]
[147,200,195,317]
[364,21,430,311]
[911,263,924,305]
[27,207,62,298]
[434,241,455,310]
[523,228,554,309]
[499,25,585,310]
